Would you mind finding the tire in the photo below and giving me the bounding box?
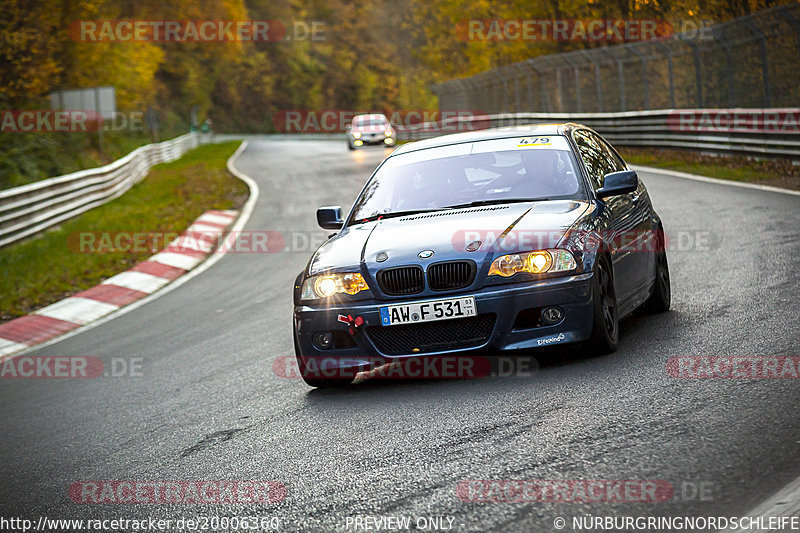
[347,141,355,151]
[640,250,671,314]
[588,254,618,354]
[294,335,353,388]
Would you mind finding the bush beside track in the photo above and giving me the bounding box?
[0,141,247,322]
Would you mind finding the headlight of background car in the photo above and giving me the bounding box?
[301,273,370,300]
[384,129,393,137]
[488,249,576,277]
[352,131,361,139]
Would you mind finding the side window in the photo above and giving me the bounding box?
[596,136,626,173]
[572,130,625,191]
[572,130,606,191]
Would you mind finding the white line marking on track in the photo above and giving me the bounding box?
[1,141,258,360]
[34,297,118,325]
[722,474,800,532]
[631,165,800,197]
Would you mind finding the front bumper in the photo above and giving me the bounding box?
[294,272,594,371]
[350,132,395,145]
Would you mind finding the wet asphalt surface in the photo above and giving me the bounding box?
[1,139,799,531]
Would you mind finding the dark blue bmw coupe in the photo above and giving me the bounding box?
[293,123,670,387]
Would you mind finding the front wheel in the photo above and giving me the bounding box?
[641,250,671,314]
[588,255,618,354]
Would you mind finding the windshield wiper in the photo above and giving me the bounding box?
[443,198,548,209]
[352,207,453,224]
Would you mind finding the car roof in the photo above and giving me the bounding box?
[391,122,590,156]
[353,114,388,122]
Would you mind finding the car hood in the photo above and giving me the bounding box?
[308,200,590,276]
[352,124,389,133]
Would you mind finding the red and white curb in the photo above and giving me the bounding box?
[0,210,239,358]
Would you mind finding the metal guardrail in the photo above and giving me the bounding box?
[395,109,800,160]
[0,132,211,248]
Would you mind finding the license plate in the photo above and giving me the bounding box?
[380,296,476,326]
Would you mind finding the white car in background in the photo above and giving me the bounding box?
[347,114,396,150]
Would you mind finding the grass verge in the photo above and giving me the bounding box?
[0,141,247,322]
[620,147,800,191]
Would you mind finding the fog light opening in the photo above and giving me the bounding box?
[541,306,564,325]
[312,332,334,350]
[354,140,363,147]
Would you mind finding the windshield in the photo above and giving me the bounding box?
[353,116,388,127]
[348,137,585,224]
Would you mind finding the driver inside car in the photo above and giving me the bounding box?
[502,150,577,198]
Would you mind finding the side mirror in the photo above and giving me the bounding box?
[317,206,344,230]
[597,170,638,199]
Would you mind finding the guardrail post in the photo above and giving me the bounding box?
[562,54,582,113]
[715,29,738,108]
[651,40,676,108]
[494,77,502,114]
[466,78,480,112]
[555,67,563,112]
[779,8,800,62]
[527,60,549,111]
[513,64,529,112]
[744,20,772,107]
[578,50,603,112]
[679,35,704,107]
[525,62,538,111]
[628,45,649,109]
[602,48,625,111]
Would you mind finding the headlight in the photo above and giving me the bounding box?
[384,129,393,137]
[352,131,361,139]
[301,273,370,300]
[488,249,576,277]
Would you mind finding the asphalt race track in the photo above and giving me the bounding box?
[1,139,799,531]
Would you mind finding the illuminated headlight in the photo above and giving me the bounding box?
[352,131,361,139]
[488,249,576,277]
[384,129,393,137]
[301,273,370,300]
